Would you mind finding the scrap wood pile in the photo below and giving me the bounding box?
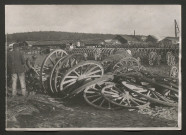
[28,49,178,111]
[8,49,178,111]
[7,49,179,128]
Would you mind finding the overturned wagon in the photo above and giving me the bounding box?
[38,49,178,110]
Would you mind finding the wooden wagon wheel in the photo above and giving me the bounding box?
[40,49,68,93]
[49,56,68,94]
[113,57,140,74]
[170,66,178,78]
[161,88,178,103]
[148,52,157,66]
[121,81,178,107]
[53,54,85,94]
[49,54,84,94]
[83,81,121,110]
[170,55,176,66]
[59,61,104,97]
[156,54,161,65]
[101,83,150,109]
[166,52,172,66]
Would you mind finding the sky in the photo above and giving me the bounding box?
[5,5,181,37]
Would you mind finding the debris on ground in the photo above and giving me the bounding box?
[138,105,178,122]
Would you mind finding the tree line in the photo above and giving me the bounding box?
[7,31,116,42]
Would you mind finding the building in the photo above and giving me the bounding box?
[146,35,158,43]
[80,39,105,48]
[160,37,179,45]
[30,40,78,49]
[111,35,141,45]
[134,35,148,42]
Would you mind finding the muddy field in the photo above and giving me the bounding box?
[6,53,179,129]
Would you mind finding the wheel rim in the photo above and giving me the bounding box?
[170,56,176,66]
[121,81,178,107]
[49,56,68,94]
[84,81,121,110]
[113,57,140,74]
[102,83,149,109]
[40,49,68,93]
[170,66,178,78]
[148,52,156,66]
[53,54,85,93]
[59,61,104,96]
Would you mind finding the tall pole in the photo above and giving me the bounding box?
[175,19,177,37]
[174,19,180,38]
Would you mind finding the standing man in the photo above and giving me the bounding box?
[8,43,27,97]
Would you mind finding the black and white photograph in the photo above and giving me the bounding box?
[5,5,181,130]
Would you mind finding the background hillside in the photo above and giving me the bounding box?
[7,31,116,42]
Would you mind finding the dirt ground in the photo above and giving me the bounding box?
[6,95,178,128]
[6,53,179,129]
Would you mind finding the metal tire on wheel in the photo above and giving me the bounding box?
[113,57,140,74]
[101,83,150,109]
[52,54,85,94]
[170,66,178,78]
[40,49,68,93]
[49,56,68,94]
[121,81,178,107]
[59,61,104,97]
[84,81,121,110]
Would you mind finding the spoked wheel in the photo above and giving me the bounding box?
[84,81,121,110]
[113,57,140,74]
[148,52,157,66]
[121,81,178,107]
[40,49,68,93]
[102,83,150,109]
[49,56,68,94]
[52,54,85,94]
[166,52,175,66]
[170,55,176,66]
[137,57,141,64]
[156,55,161,65]
[161,89,178,103]
[170,66,178,78]
[59,61,104,97]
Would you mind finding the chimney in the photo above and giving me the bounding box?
[134,30,135,36]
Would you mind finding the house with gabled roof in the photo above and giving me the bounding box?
[160,37,179,45]
[80,39,105,48]
[111,35,141,45]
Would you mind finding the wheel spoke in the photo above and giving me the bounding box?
[130,98,140,106]
[85,65,98,74]
[64,81,76,88]
[86,70,102,76]
[86,75,102,78]
[103,90,119,96]
[49,57,55,65]
[99,99,105,106]
[133,97,147,104]
[73,70,80,76]
[65,76,78,79]
[86,94,100,98]
[91,96,102,103]
[62,79,77,85]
